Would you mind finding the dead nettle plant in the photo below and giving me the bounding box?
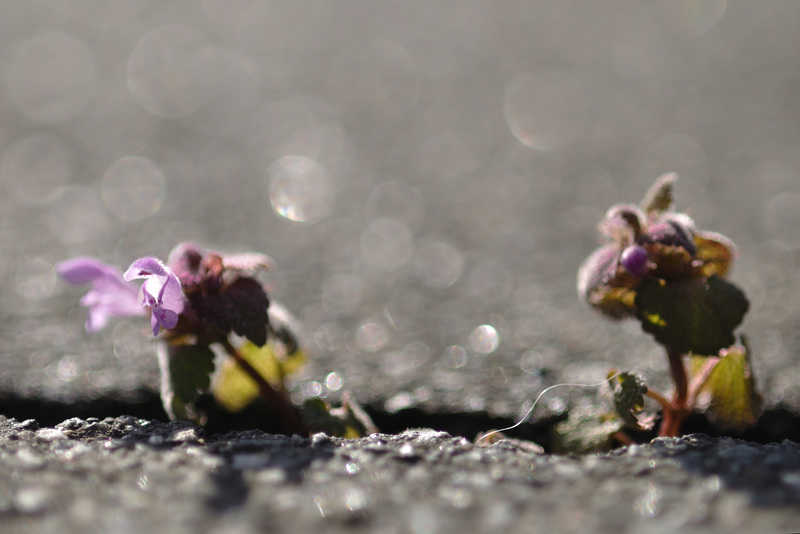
[57,177,762,448]
[57,242,375,438]
[576,174,762,442]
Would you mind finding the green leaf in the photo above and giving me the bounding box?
[240,337,307,378]
[688,341,762,432]
[213,339,306,413]
[634,275,749,355]
[609,371,650,429]
[167,343,216,408]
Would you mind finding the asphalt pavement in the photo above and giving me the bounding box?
[2,3,800,531]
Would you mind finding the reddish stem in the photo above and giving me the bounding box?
[220,338,308,437]
[668,347,688,408]
[658,347,690,437]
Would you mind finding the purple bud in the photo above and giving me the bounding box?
[620,245,650,277]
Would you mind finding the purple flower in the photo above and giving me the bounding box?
[59,244,272,343]
[167,243,272,346]
[56,257,143,333]
[577,174,737,319]
[124,257,186,336]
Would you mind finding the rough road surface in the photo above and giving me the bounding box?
[3,3,800,533]
[1,416,799,534]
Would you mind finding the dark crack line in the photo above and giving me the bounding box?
[1,391,799,451]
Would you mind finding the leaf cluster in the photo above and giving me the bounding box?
[571,175,762,447]
[608,371,650,429]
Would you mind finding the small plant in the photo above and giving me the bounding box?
[57,242,374,437]
[576,174,761,438]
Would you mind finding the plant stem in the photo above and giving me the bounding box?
[668,347,688,408]
[220,338,308,437]
[658,347,690,437]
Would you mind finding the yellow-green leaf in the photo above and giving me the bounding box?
[689,342,762,432]
[694,231,735,279]
[590,286,639,320]
[213,340,306,413]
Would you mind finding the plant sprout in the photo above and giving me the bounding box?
[577,174,761,438]
[58,242,374,437]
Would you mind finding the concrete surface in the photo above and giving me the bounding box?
[2,417,800,534]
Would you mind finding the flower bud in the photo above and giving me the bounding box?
[620,245,650,277]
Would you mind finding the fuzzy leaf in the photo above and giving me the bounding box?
[578,245,639,319]
[640,172,676,216]
[694,231,735,278]
[634,275,749,355]
[609,371,650,429]
[167,343,216,408]
[189,277,270,347]
[689,342,762,432]
[589,286,639,320]
[213,339,306,413]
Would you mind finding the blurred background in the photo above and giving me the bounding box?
[2,1,800,425]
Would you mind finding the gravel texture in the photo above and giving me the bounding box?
[1,416,799,534]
